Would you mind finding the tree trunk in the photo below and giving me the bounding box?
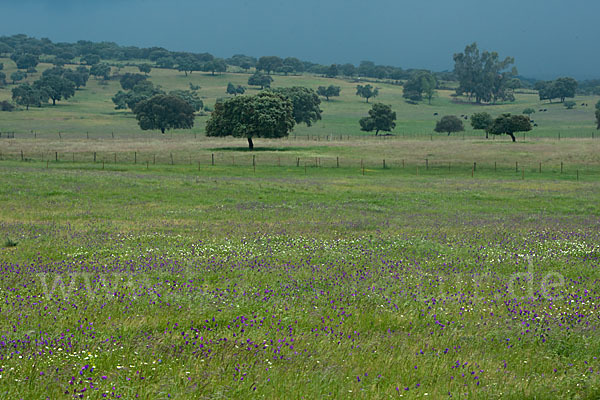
[375,129,379,136]
[52,98,56,105]
[161,128,165,134]
[248,137,254,150]
[508,133,516,142]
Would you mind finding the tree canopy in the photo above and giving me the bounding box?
[205,91,294,149]
[112,80,164,110]
[33,76,75,105]
[359,103,396,135]
[15,54,39,70]
[12,83,47,109]
[133,94,195,134]
[120,73,147,90]
[536,77,578,103]
[10,71,26,84]
[169,90,204,112]
[317,85,341,101]
[470,112,493,138]
[90,63,111,80]
[453,43,516,103]
[488,113,532,142]
[356,84,379,103]
[227,82,245,96]
[434,115,464,136]
[403,71,436,104]
[138,64,152,75]
[248,72,273,89]
[273,87,322,127]
[256,56,283,74]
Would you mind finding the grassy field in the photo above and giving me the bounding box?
[0,59,600,399]
[0,58,599,139]
[0,153,600,398]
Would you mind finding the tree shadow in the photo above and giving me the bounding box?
[209,146,317,152]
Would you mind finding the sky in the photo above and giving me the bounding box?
[1,0,598,80]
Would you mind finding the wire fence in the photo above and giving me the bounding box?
[0,147,597,181]
[0,129,598,141]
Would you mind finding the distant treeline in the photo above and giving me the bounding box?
[0,34,451,82]
[1,34,598,96]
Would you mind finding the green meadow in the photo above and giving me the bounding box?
[0,61,600,399]
[0,58,598,139]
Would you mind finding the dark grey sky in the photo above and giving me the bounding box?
[1,0,598,79]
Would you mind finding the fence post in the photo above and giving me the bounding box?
[114,153,117,164]
[561,161,563,174]
[296,157,299,167]
[383,159,386,169]
[135,152,137,164]
[146,161,149,170]
[494,161,496,172]
[170,153,174,165]
[426,158,428,170]
[94,152,96,163]
[539,162,541,173]
[473,162,476,172]
[577,170,579,181]
[21,150,24,161]
[55,152,58,162]
[515,161,518,172]
[211,153,214,166]
[252,155,256,167]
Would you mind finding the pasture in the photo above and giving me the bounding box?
[0,61,599,399]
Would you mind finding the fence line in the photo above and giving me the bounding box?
[0,150,597,180]
[1,130,599,141]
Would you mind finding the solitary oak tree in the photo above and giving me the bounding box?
[205,91,294,150]
[359,103,396,135]
[470,112,493,138]
[435,115,464,136]
[488,113,532,142]
[33,76,75,105]
[133,94,195,134]
[317,85,341,101]
[248,72,273,89]
[356,84,379,103]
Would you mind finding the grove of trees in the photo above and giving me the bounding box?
[403,71,436,104]
[453,43,517,104]
[535,77,578,103]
